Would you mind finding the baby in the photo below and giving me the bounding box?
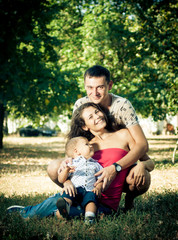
[57,136,103,224]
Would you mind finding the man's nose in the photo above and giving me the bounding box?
[93,88,99,96]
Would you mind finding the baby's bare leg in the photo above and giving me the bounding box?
[85,202,97,214]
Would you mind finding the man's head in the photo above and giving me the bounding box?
[84,65,113,106]
[84,65,110,84]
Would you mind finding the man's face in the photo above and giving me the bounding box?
[84,76,112,105]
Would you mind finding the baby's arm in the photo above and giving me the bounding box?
[58,166,75,184]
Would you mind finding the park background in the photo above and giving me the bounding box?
[0,0,177,239]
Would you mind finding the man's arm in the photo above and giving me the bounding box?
[139,154,155,172]
[95,124,149,190]
[116,124,148,169]
[104,124,148,170]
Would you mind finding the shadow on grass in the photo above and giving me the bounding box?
[0,191,177,240]
[0,163,48,174]
[154,159,177,166]
[148,147,175,154]
[0,147,64,160]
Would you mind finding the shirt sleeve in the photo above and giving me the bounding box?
[73,99,80,113]
[113,99,139,128]
[73,97,89,113]
[95,162,103,173]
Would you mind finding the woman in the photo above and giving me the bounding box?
[7,103,154,219]
[63,103,154,212]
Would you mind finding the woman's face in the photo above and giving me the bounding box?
[81,106,106,133]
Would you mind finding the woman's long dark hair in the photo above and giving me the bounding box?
[67,103,122,140]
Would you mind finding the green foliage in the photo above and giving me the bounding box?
[55,0,177,121]
[0,0,80,123]
[0,0,177,123]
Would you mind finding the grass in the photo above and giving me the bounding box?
[0,135,177,240]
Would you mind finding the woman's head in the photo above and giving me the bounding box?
[68,103,118,140]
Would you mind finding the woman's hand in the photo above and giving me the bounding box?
[94,165,117,191]
[62,180,77,197]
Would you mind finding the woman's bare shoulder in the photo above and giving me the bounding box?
[115,128,130,138]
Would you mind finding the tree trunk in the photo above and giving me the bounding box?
[0,103,5,149]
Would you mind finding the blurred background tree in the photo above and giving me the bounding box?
[0,0,177,148]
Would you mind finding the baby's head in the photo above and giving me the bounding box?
[65,136,94,159]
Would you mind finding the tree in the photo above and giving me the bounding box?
[127,0,178,120]
[62,0,177,121]
[0,0,80,148]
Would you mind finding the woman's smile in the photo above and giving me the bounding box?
[95,118,104,125]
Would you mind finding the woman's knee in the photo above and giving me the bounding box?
[137,171,151,193]
[126,170,151,193]
[47,160,62,181]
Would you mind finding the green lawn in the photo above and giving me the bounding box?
[0,135,177,240]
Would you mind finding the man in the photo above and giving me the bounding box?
[47,65,150,211]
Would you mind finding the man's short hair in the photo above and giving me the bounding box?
[84,65,110,84]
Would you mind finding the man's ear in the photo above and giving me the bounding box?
[82,126,89,131]
[108,81,113,90]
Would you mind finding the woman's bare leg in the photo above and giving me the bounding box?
[124,169,151,211]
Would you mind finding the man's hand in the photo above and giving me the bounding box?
[62,180,77,197]
[127,162,146,188]
[94,165,117,191]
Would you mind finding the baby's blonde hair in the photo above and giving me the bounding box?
[65,136,87,158]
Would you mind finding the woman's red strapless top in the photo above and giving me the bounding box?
[93,148,129,211]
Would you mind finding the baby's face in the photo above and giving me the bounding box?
[76,138,94,159]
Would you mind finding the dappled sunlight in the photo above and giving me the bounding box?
[0,135,177,197]
[0,173,61,197]
[147,137,177,162]
[149,168,178,193]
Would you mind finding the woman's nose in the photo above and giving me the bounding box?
[94,113,100,119]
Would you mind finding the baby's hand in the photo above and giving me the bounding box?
[67,165,76,173]
[58,158,73,174]
[92,187,102,197]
